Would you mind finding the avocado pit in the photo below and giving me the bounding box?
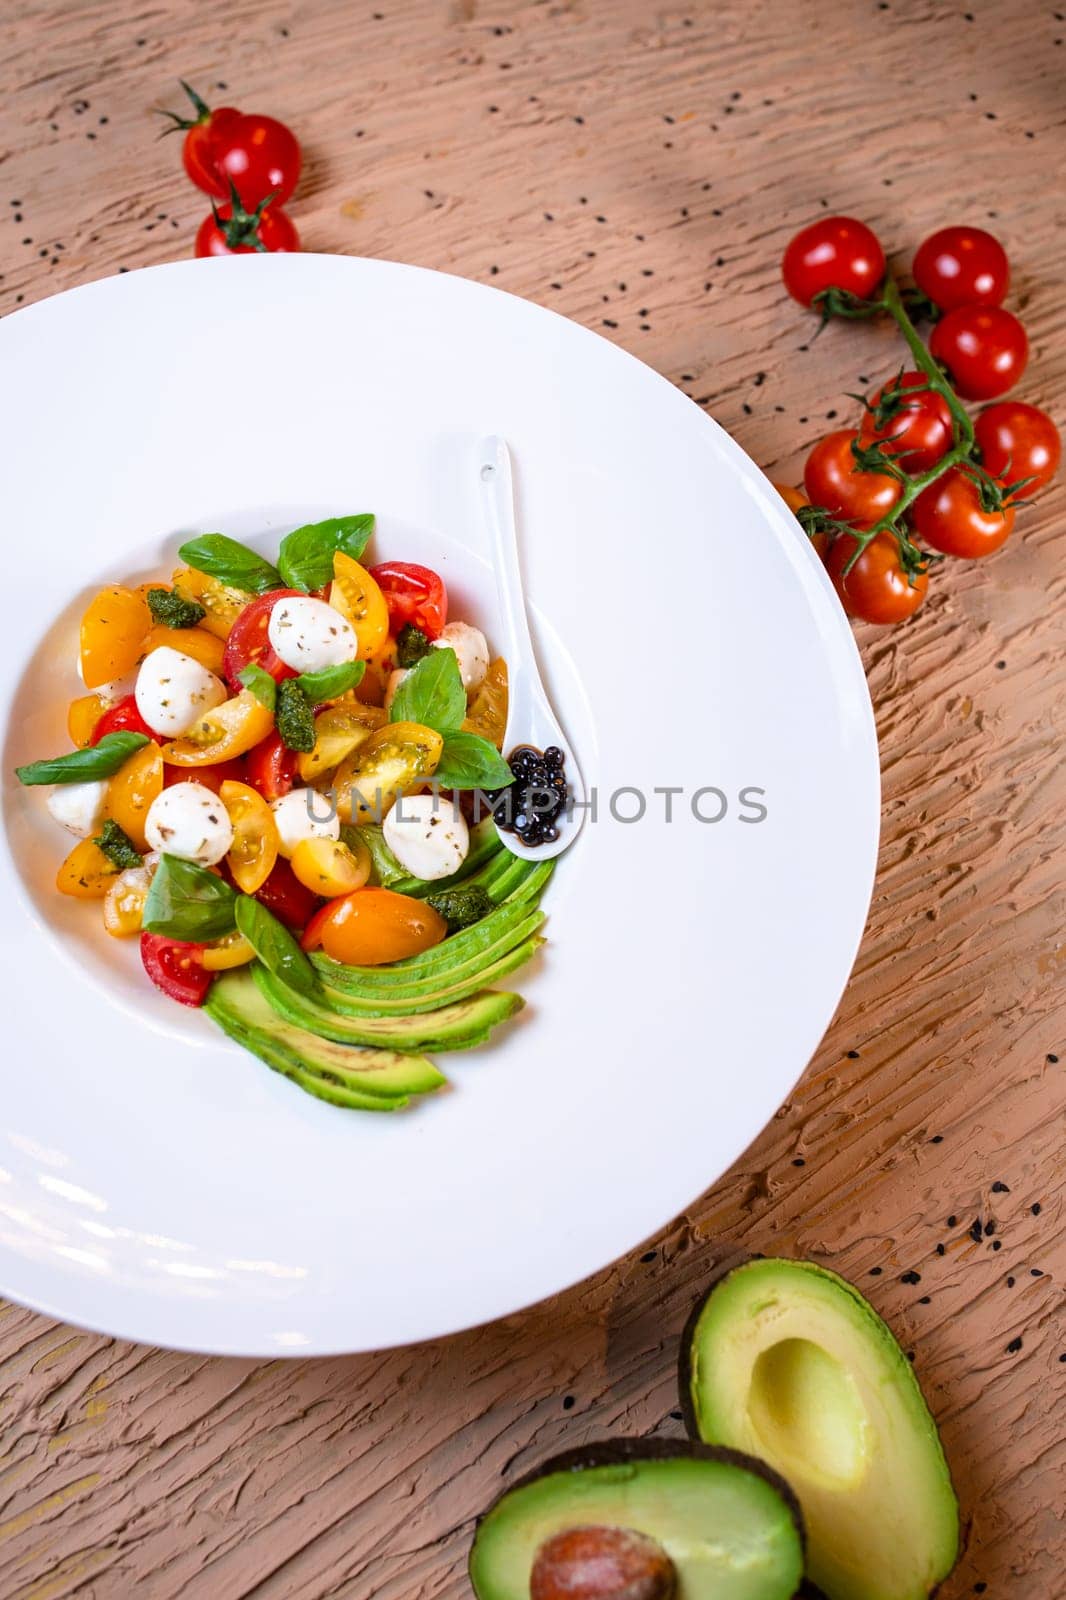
[530,1526,677,1600]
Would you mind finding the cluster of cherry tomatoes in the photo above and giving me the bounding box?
[776,217,1059,624]
[161,81,303,258]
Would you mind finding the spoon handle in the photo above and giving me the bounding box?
[478,435,539,686]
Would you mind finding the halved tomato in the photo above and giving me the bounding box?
[329,553,390,660]
[79,585,151,689]
[220,778,279,893]
[106,743,164,850]
[160,689,274,766]
[245,732,299,801]
[140,932,212,1006]
[56,838,120,899]
[221,589,303,691]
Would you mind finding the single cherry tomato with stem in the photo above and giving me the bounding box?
[910,468,1016,558]
[160,81,301,206]
[826,531,929,625]
[804,431,903,528]
[368,563,448,640]
[929,306,1028,401]
[245,731,299,802]
[974,402,1061,499]
[221,589,303,692]
[194,183,300,258]
[140,932,213,1007]
[90,694,158,745]
[911,225,1009,312]
[782,217,885,308]
[858,371,954,474]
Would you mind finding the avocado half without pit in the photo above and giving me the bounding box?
[680,1258,960,1600]
[469,1439,806,1600]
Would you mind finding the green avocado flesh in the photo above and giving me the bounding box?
[469,1444,805,1600]
[252,963,523,1052]
[316,937,543,1016]
[684,1259,959,1600]
[205,970,446,1108]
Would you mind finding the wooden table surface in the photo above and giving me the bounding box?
[2,1,1063,1594]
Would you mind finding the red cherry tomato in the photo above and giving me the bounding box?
[368,563,448,640]
[163,758,246,794]
[164,82,300,206]
[244,732,299,801]
[140,932,212,1007]
[910,468,1015,558]
[194,198,300,258]
[804,431,903,528]
[826,532,929,625]
[253,858,321,931]
[974,402,1061,499]
[782,217,885,308]
[858,372,954,474]
[90,694,158,745]
[221,590,303,692]
[930,306,1028,401]
[912,226,1009,312]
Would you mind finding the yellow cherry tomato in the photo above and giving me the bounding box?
[67,692,109,748]
[171,567,254,640]
[220,779,279,893]
[79,584,151,689]
[462,657,509,750]
[334,720,444,823]
[308,888,447,965]
[143,622,226,675]
[200,931,257,971]
[329,553,390,660]
[161,689,274,766]
[291,835,372,898]
[57,838,120,899]
[297,702,387,783]
[105,743,164,850]
[102,864,154,937]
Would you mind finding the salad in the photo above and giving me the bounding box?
[15,516,561,1112]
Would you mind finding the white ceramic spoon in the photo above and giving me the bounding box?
[477,435,586,861]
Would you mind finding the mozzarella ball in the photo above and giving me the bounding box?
[135,647,226,738]
[383,667,409,716]
[271,787,341,858]
[268,596,358,673]
[144,781,234,866]
[383,794,469,881]
[432,621,489,693]
[46,779,109,838]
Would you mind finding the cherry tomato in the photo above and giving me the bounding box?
[245,732,299,801]
[857,372,954,474]
[329,553,391,660]
[929,306,1028,401]
[368,563,448,640]
[79,585,150,689]
[163,758,245,794]
[910,468,1015,558]
[804,431,902,528]
[253,858,321,931]
[140,932,212,1007]
[195,195,300,258]
[56,838,120,899]
[221,589,302,691]
[291,837,371,899]
[221,779,279,894]
[106,743,164,850]
[303,888,447,965]
[826,532,929,625]
[770,483,808,516]
[90,694,158,745]
[163,82,301,206]
[782,217,885,308]
[974,402,1061,499]
[912,226,1009,312]
[69,692,109,748]
[143,622,226,676]
[160,688,274,766]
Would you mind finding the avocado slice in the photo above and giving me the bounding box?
[206,969,447,1107]
[469,1438,805,1600]
[681,1258,959,1600]
[252,963,523,1052]
[316,936,543,1016]
[313,907,545,996]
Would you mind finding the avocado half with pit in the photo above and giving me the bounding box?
[469,1438,805,1600]
[680,1258,959,1600]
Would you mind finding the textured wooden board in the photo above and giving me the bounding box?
[1,0,1064,1595]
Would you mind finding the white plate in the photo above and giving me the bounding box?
[0,256,878,1356]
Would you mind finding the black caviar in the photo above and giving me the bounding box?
[486,744,568,846]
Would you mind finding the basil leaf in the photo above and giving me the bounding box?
[146,587,206,629]
[389,647,465,734]
[16,732,150,786]
[238,662,277,712]
[275,679,316,751]
[431,731,514,790]
[276,514,376,591]
[234,896,320,997]
[178,534,282,595]
[295,659,365,703]
[395,624,432,668]
[93,819,143,870]
[142,853,237,941]
[348,823,407,888]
